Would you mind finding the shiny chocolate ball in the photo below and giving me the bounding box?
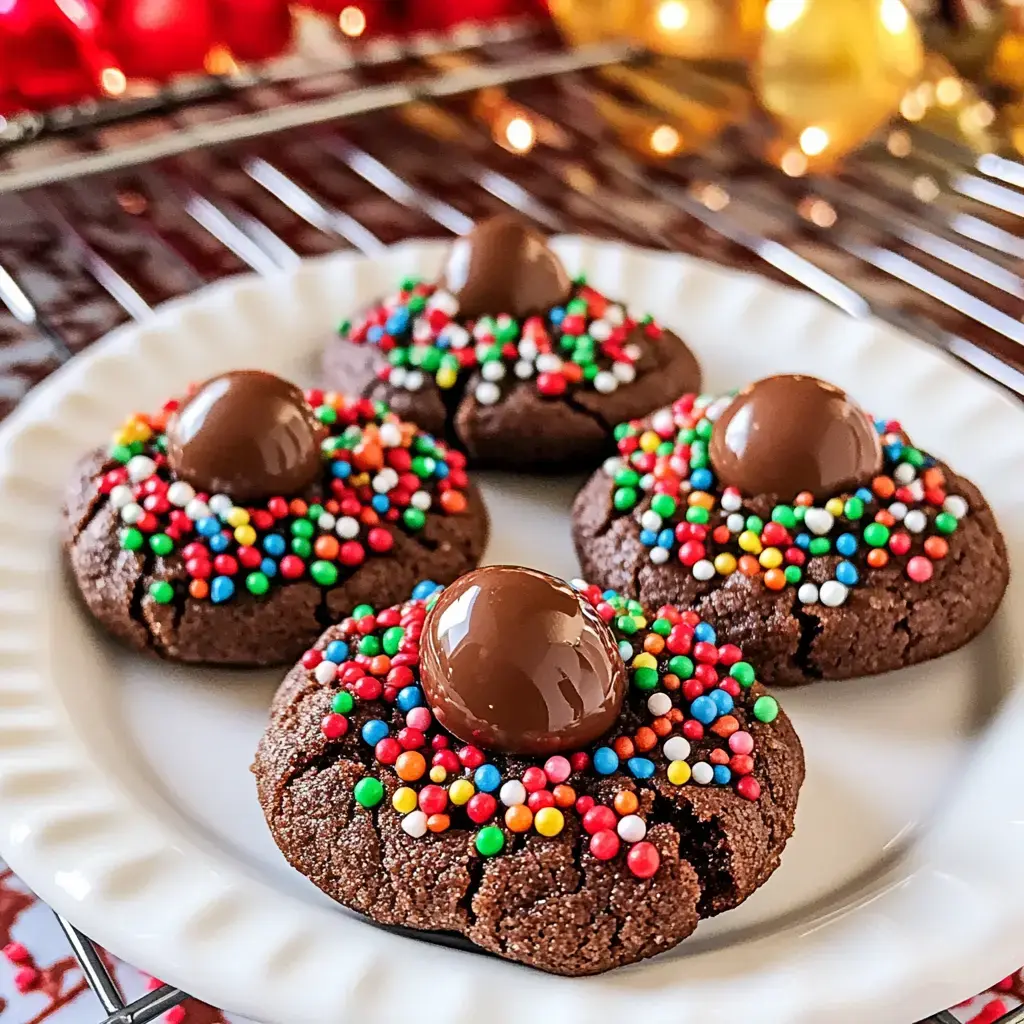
[419,566,626,755]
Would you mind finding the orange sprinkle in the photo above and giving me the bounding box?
[738,555,761,577]
[427,813,450,833]
[866,548,889,568]
[764,568,786,591]
[713,525,731,544]
[795,491,814,506]
[189,579,209,599]
[643,634,665,655]
[613,736,635,759]
[634,726,657,752]
[395,751,426,782]
[315,536,340,560]
[872,476,895,499]
[369,655,391,676]
[651,716,672,737]
[552,785,576,808]
[289,499,308,517]
[661,673,681,691]
[874,511,896,528]
[359,508,380,526]
[711,714,739,738]
[614,790,639,815]
[562,362,583,383]
[688,491,715,510]
[924,536,949,560]
[324,391,343,408]
[667,707,684,723]
[440,490,467,514]
[353,441,384,472]
[325,499,340,515]
[505,805,533,832]
[923,467,945,489]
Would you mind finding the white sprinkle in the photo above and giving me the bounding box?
[517,338,538,361]
[906,480,925,502]
[109,484,134,509]
[798,583,820,605]
[514,360,534,379]
[602,456,624,476]
[318,513,336,531]
[705,397,733,422]
[618,641,634,661]
[888,501,908,521]
[639,473,656,492]
[444,324,471,349]
[944,495,969,519]
[405,370,425,392]
[536,353,563,374]
[664,737,691,762]
[720,489,742,513]
[475,381,501,406]
[472,319,494,341]
[726,513,745,533]
[389,367,408,388]
[593,371,618,394]
[616,814,646,843]
[428,289,459,316]
[120,502,143,525]
[692,559,715,581]
[623,343,642,361]
[411,490,432,511]
[314,661,338,684]
[481,361,506,382]
[378,422,402,448]
[402,810,428,838]
[650,547,670,565]
[589,320,612,341]
[209,493,232,516]
[804,508,834,535]
[412,319,434,343]
[691,762,714,785]
[640,510,662,532]
[612,361,636,384]
[126,455,156,483]
[904,509,927,533]
[499,780,527,807]
[894,462,917,484]
[820,580,849,607]
[651,409,675,435]
[373,469,399,493]
[185,499,211,522]
[336,516,360,539]
[605,304,625,326]
[648,693,672,717]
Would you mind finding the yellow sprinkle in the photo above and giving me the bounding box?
[113,430,133,447]
[714,553,737,576]
[350,473,370,487]
[632,652,658,671]
[448,779,475,805]
[392,787,417,814]
[234,525,257,547]
[667,760,691,786]
[436,368,458,390]
[429,765,447,783]
[825,497,845,517]
[534,807,565,837]
[225,507,250,528]
[759,546,783,569]
[639,430,661,453]
[633,615,648,630]
[738,530,762,554]
[687,490,715,510]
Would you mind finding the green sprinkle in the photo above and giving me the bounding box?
[668,654,694,679]
[316,405,338,425]
[475,826,505,856]
[149,533,173,556]
[614,468,639,487]
[418,348,441,373]
[408,295,426,314]
[400,275,419,291]
[403,508,426,531]
[863,523,890,547]
[685,506,709,525]
[730,661,756,687]
[246,571,270,596]
[353,604,374,619]
[332,691,354,715]
[632,666,659,691]
[338,318,351,336]
[808,537,832,556]
[745,515,764,534]
[679,427,697,444]
[771,506,797,529]
[495,320,519,343]
[613,423,631,441]
[904,448,925,467]
[307,504,325,522]
[652,616,673,636]
[793,505,807,522]
[784,565,802,585]
[753,695,779,723]
[695,418,713,441]
[616,614,639,635]
[613,487,638,512]
[583,363,599,381]
[573,273,587,286]
[119,527,143,551]
[310,560,339,587]
[844,497,865,520]
[388,348,408,367]
[382,626,405,656]
[690,450,709,470]
[291,537,312,559]
[354,777,384,808]
[292,520,315,539]
[358,635,381,657]
[651,494,676,518]
[626,599,644,615]
[566,298,587,314]
[110,444,133,464]
[149,581,174,605]
[934,512,958,534]
[411,456,436,478]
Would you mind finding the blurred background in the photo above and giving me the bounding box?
[0,0,1023,425]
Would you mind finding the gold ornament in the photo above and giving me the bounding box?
[755,0,924,171]
[911,0,1005,78]
[989,3,1024,93]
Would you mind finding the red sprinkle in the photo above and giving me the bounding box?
[626,841,661,879]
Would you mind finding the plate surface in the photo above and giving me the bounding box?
[0,240,1020,1024]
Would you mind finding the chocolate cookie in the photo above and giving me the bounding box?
[62,371,488,666]
[253,567,804,976]
[573,376,1009,686]
[323,215,702,470]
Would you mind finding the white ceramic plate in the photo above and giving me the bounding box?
[0,240,1020,1024]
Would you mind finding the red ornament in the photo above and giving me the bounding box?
[104,0,215,79]
[210,0,291,61]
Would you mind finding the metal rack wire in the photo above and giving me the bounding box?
[0,17,1021,1024]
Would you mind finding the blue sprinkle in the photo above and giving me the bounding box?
[412,579,440,601]
[263,534,286,557]
[332,461,352,479]
[325,640,349,664]
[361,719,389,746]
[434,335,450,350]
[602,589,618,601]
[795,532,811,550]
[836,561,859,586]
[713,765,732,785]
[208,533,229,553]
[639,529,658,547]
[627,757,655,779]
[855,487,873,504]
[397,685,423,711]
[874,418,887,433]
[367,325,385,344]
[836,533,858,557]
[371,494,390,514]
[260,558,278,578]
[549,307,566,326]
[197,517,221,538]
[434,462,449,479]
[617,640,634,660]
[385,310,410,335]
[210,576,235,604]
[474,764,502,792]
[690,468,713,491]
[690,695,718,725]
[694,622,717,644]
[710,688,734,715]
[657,528,675,549]
[885,442,903,462]
[593,747,619,775]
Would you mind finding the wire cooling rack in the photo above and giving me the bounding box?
[1,15,1022,1024]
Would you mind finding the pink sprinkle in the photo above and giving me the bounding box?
[3,941,29,963]
[906,555,934,583]
[405,707,432,732]
[729,731,754,755]
[14,966,39,993]
[543,756,571,784]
